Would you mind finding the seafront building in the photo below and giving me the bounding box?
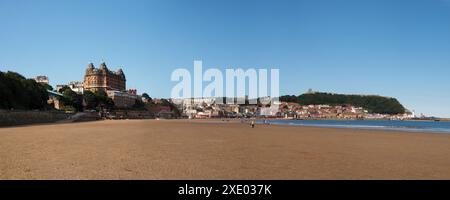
[83,62,126,92]
[82,62,139,108]
[106,90,139,108]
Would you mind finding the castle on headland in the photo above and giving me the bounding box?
[84,62,126,92]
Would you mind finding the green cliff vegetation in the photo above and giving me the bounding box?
[56,88,115,112]
[280,92,406,115]
[0,71,50,110]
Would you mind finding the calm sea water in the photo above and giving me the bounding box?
[257,119,450,134]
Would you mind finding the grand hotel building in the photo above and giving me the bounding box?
[84,62,126,92]
[83,62,138,108]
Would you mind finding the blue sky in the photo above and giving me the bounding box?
[1,0,449,117]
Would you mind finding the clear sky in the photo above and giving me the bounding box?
[1,0,449,117]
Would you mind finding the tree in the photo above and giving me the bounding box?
[104,97,115,109]
[83,90,98,109]
[58,85,71,93]
[280,92,406,115]
[0,71,49,110]
[0,71,13,109]
[59,88,83,111]
[142,93,151,101]
[41,83,53,91]
[23,79,48,109]
[93,90,114,110]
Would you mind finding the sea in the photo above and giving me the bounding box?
[257,119,450,134]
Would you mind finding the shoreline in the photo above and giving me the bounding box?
[172,118,450,134]
[257,119,450,134]
[2,117,449,134]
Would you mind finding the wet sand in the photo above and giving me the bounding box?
[1,119,450,180]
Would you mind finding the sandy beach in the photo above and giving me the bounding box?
[1,119,450,180]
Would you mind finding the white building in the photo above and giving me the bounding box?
[68,81,84,94]
[35,76,49,84]
[106,90,139,108]
[56,81,85,94]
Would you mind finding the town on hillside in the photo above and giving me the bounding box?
[28,63,418,121]
[170,97,416,120]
